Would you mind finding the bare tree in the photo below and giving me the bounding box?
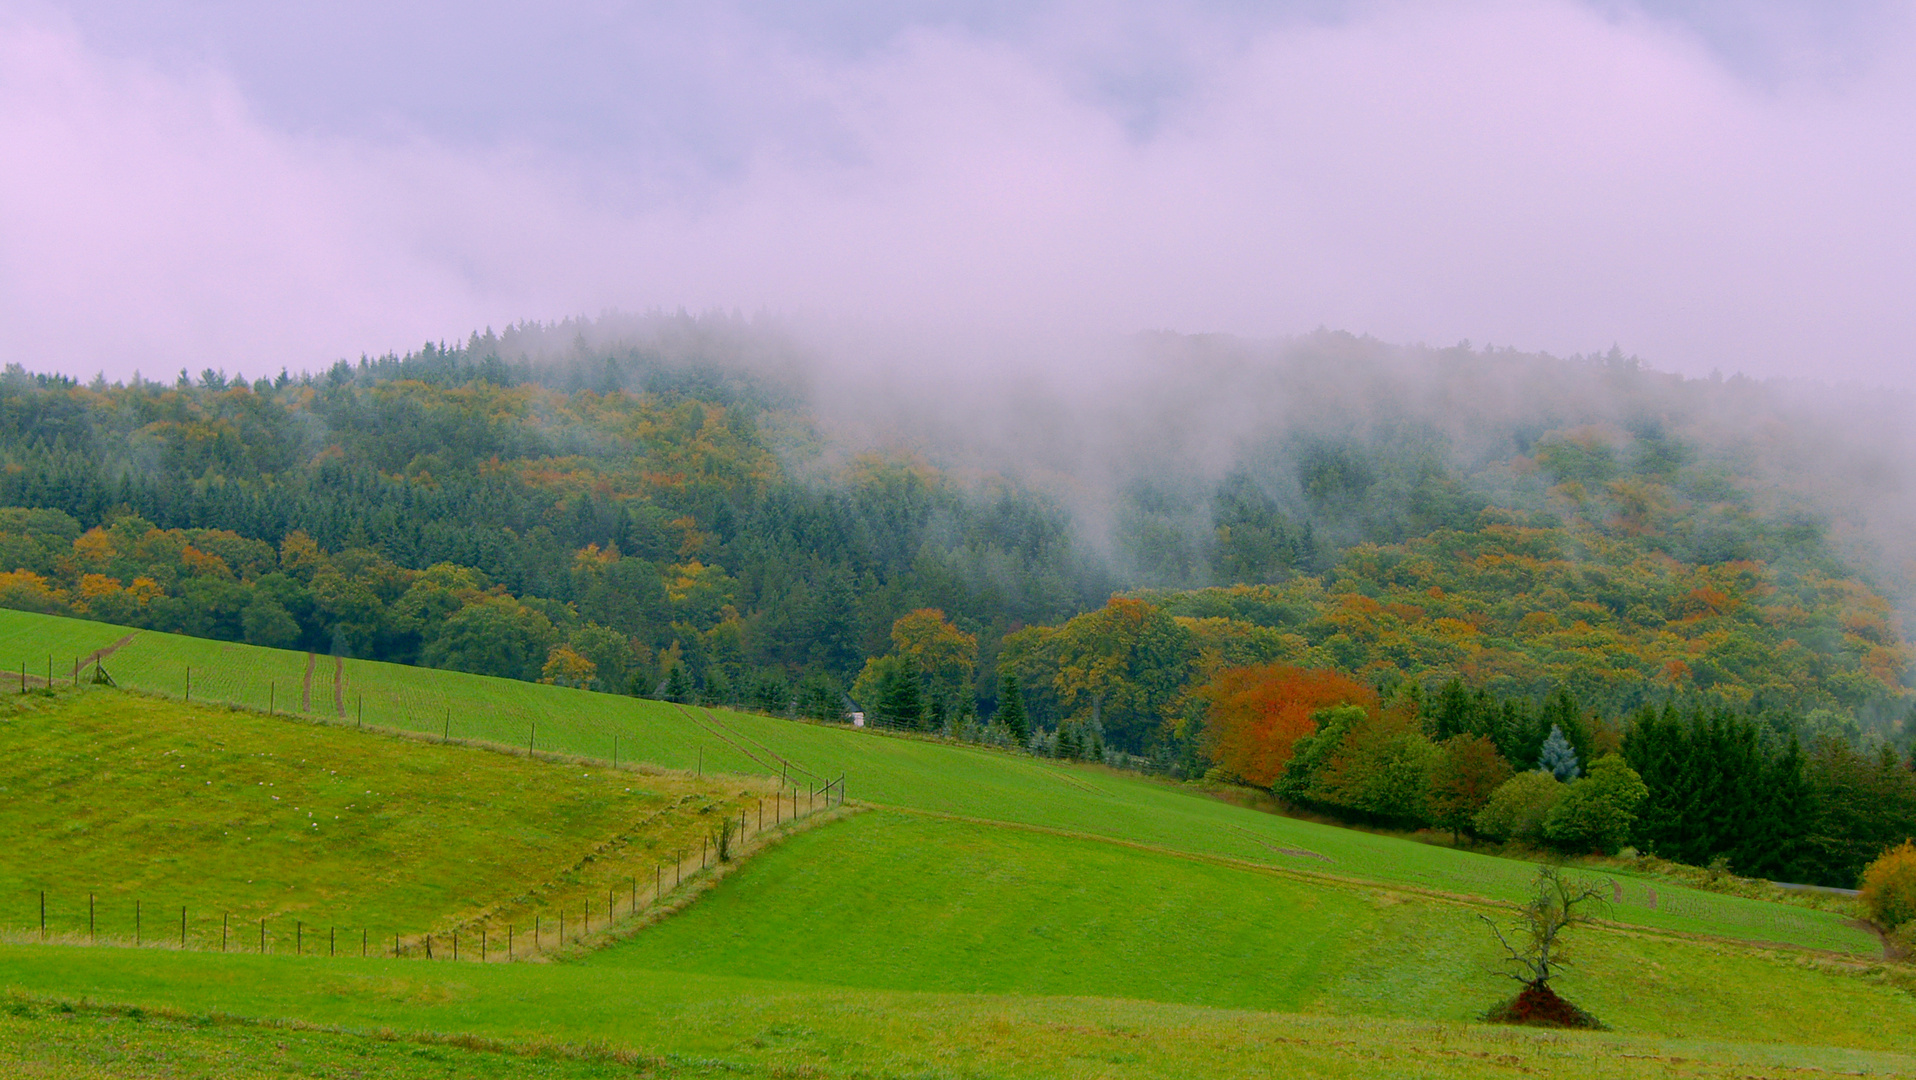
[1482,864,1609,989]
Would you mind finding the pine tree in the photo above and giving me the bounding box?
[1433,678,1472,740]
[998,672,1030,746]
[662,662,693,704]
[878,665,923,729]
[1057,722,1079,760]
[1538,724,1580,781]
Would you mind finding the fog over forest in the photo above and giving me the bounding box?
[471,314,1916,608]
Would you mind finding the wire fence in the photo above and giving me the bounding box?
[17,777,845,961]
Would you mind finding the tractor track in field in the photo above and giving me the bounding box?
[301,653,314,712]
[333,655,345,718]
[696,706,821,781]
[69,632,138,679]
[674,704,785,776]
[876,805,1872,962]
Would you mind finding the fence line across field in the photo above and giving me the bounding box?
[29,650,842,796]
[19,777,845,961]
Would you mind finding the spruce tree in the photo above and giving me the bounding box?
[998,672,1030,746]
[1538,724,1580,781]
[879,665,923,729]
[662,662,693,704]
[1433,678,1472,740]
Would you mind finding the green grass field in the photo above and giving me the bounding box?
[5,947,1916,1078]
[2,606,1911,1077]
[0,609,1872,954]
[598,810,1916,1043]
[0,688,791,954]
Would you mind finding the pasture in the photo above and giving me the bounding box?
[0,607,1911,1077]
[0,688,790,954]
[0,607,1870,955]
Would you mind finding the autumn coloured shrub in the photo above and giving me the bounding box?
[1860,840,1916,929]
[1198,665,1376,786]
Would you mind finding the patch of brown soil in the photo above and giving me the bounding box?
[1484,983,1606,1030]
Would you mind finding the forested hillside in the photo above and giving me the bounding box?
[0,316,1909,805]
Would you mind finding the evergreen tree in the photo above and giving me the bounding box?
[1538,724,1580,781]
[878,665,924,729]
[998,671,1030,746]
[1432,677,1472,741]
[662,662,693,704]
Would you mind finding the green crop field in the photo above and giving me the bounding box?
[2,606,1912,1077]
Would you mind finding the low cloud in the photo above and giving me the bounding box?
[2,2,1914,384]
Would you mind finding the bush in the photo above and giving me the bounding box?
[1541,754,1649,854]
[1860,839,1916,929]
[1475,771,1564,843]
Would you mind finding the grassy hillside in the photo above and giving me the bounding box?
[0,606,1874,955]
[0,688,782,952]
[5,605,1913,1076]
[599,810,1916,1040]
[6,945,1916,1077]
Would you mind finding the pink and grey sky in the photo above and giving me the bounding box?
[2,1,1913,385]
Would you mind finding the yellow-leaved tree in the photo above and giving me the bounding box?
[1861,840,1916,930]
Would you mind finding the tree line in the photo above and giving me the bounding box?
[1200,664,1916,888]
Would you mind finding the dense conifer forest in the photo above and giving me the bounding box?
[1,314,1912,885]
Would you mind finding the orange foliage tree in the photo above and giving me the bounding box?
[1198,664,1377,786]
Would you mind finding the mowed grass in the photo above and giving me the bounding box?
[0,608,1874,955]
[0,688,778,949]
[5,946,1916,1078]
[597,810,1916,1045]
[0,1000,638,1080]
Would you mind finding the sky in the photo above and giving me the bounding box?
[2,0,1913,385]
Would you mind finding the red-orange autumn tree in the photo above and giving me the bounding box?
[1198,664,1377,786]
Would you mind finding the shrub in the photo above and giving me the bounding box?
[1860,840,1916,929]
[1475,771,1564,843]
[1541,754,1649,854]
